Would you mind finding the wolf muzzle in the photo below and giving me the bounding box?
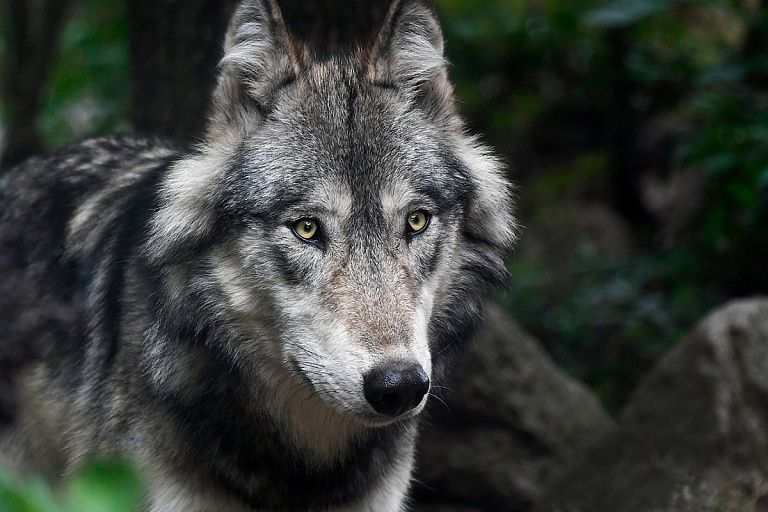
[363,362,430,417]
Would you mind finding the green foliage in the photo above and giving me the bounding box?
[583,0,672,28]
[436,0,611,158]
[501,248,717,410]
[40,0,130,146]
[688,89,768,248]
[677,47,768,290]
[0,456,142,512]
[0,469,61,512]
[438,0,768,405]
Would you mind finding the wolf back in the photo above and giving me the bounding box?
[0,0,516,510]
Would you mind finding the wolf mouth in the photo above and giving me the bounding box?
[287,355,430,426]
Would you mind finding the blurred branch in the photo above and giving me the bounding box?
[0,0,71,171]
[605,28,653,227]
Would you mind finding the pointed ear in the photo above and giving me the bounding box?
[366,0,453,113]
[208,0,305,135]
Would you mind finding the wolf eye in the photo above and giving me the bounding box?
[292,218,319,242]
[406,210,431,235]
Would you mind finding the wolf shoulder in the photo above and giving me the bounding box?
[1,134,184,216]
[1,135,184,262]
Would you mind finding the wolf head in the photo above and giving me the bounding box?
[146,0,516,434]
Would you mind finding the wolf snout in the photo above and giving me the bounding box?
[363,363,430,417]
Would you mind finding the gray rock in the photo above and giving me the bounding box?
[539,297,768,512]
[413,304,616,511]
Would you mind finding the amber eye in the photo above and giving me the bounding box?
[292,218,319,241]
[406,210,430,234]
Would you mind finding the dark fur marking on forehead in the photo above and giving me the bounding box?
[214,145,310,228]
[275,74,296,90]
[373,80,398,90]
[407,150,476,217]
[438,147,476,198]
[346,81,358,137]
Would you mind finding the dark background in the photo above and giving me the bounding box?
[1,0,767,419]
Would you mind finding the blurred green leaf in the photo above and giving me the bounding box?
[583,0,671,27]
[502,245,717,410]
[40,0,130,146]
[64,455,142,512]
[0,456,142,512]
[0,468,62,512]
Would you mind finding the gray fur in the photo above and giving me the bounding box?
[0,1,516,510]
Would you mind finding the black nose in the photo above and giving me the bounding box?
[363,363,430,417]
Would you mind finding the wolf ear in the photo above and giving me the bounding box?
[209,0,304,135]
[366,0,452,114]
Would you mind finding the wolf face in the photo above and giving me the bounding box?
[208,78,465,427]
[144,0,516,441]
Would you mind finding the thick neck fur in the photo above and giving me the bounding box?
[146,263,417,510]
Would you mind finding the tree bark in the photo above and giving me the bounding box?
[124,0,239,140]
[605,28,652,228]
[742,2,768,88]
[124,0,392,141]
[0,0,71,171]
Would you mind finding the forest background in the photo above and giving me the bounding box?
[1,0,767,508]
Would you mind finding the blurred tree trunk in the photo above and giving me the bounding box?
[742,1,768,88]
[124,0,391,141]
[124,0,239,140]
[0,0,71,171]
[605,28,652,228]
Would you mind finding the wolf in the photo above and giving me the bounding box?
[0,0,516,510]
